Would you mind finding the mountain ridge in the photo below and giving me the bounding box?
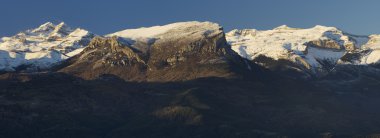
[1,21,380,80]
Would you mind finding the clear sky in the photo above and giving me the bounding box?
[1,0,380,36]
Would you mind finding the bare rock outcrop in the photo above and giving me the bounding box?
[59,22,250,82]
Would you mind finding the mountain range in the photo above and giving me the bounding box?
[1,21,380,80]
[1,21,380,137]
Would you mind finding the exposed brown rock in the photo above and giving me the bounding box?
[305,40,343,50]
[58,27,248,82]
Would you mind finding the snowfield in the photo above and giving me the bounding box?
[107,21,222,45]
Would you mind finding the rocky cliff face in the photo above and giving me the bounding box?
[59,22,250,82]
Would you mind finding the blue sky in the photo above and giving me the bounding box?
[1,0,380,36]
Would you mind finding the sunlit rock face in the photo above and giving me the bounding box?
[59,21,250,82]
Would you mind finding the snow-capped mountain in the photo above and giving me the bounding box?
[1,21,380,79]
[0,22,94,71]
[59,21,247,81]
[226,25,377,76]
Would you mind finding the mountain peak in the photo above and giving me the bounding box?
[50,22,73,37]
[29,22,73,37]
[32,22,56,33]
[40,22,55,27]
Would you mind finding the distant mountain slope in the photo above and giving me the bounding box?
[226,25,379,77]
[0,22,95,71]
[342,34,380,64]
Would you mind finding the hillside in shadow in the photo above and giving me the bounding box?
[1,72,380,138]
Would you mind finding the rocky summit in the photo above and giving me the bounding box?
[58,22,251,81]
